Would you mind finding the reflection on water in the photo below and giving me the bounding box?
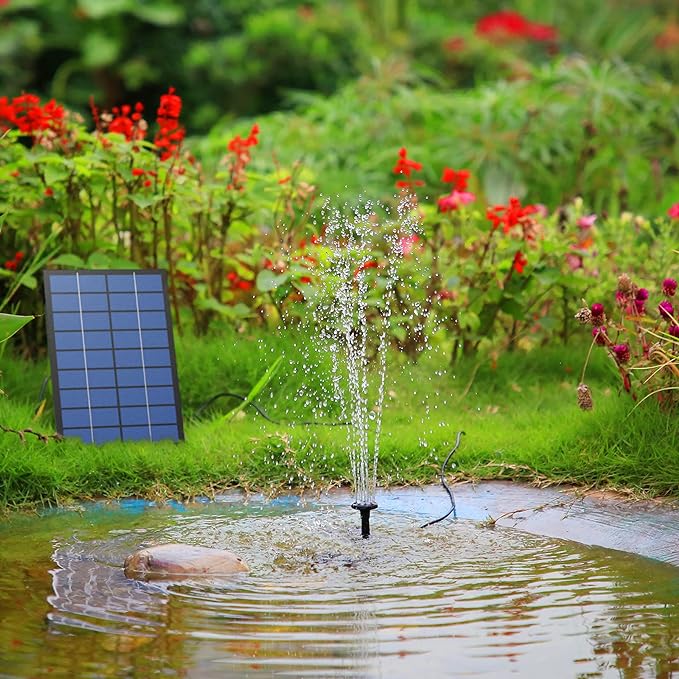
[1,495,679,678]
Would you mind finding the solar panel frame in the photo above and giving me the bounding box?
[44,269,184,444]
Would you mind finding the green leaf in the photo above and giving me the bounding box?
[17,273,37,290]
[77,0,131,19]
[82,31,121,68]
[195,297,243,316]
[129,194,161,209]
[0,313,33,343]
[87,252,116,269]
[457,309,480,332]
[500,298,525,320]
[231,303,254,318]
[391,325,407,342]
[537,316,559,330]
[224,356,283,422]
[256,269,289,292]
[51,253,85,268]
[131,3,184,25]
[272,282,293,304]
[107,257,138,269]
[42,163,69,186]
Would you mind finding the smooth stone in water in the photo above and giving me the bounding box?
[124,543,249,580]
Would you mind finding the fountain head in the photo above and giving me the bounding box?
[352,502,378,538]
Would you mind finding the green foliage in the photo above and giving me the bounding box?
[231,58,679,215]
[0,313,33,343]
[1,76,676,357]
[0,0,370,130]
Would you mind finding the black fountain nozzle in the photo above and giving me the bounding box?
[352,502,378,538]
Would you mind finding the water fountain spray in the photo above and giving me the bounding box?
[314,198,420,538]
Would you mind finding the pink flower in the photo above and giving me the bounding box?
[662,278,677,297]
[612,343,631,364]
[659,300,675,320]
[590,303,605,325]
[667,203,679,219]
[592,326,607,346]
[399,234,420,256]
[565,253,582,271]
[438,190,476,213]
[577,214,596,229]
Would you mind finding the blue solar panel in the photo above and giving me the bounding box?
[44,270,184,444]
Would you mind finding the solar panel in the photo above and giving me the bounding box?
[44,270,184,444]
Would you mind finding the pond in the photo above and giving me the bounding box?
[1,484,678,678]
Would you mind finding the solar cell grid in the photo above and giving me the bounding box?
[44,270,184,444]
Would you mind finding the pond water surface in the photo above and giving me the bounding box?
[1,487,678,678]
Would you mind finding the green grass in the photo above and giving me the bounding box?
[0,329,676,511]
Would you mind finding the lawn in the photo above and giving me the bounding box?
[1,328,675,511]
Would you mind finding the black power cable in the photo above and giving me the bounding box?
[421,430,465,528]
[192,391,350,427]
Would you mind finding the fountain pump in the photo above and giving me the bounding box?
[352,502,378,538]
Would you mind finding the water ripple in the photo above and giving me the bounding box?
[27,503,679,678]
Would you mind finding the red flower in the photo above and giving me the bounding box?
[227,123,259,154]
[143,179,152,188]
[476,11,557,42]
[44,187,54,197]
[157,87,181,120]
[441,168,470,191]
[655,22,679,50]
[155,87,185,161]
[105,102,146,142]
[393,147,424,189]
[226,123,260,190]
[131,168,145,177]
[353,260,379,278]
[512,251,528,274]
[0,93,66,146]
[443,36,466,53]
[236,280,254,291]
[299,276,312,284]
[487,197,537,233]
[14,251,24,261]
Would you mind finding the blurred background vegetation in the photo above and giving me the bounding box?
[3,0,679,130]
[4,0,679,213]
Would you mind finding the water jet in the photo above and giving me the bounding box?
[312,198,420,538]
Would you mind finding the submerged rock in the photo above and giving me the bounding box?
[124,543,249,580]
